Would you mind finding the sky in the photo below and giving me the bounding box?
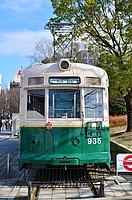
[0,0,54,89]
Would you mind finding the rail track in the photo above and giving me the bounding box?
[19,165,106,199]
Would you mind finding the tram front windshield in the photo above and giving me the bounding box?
[26,88,103,119]
[49,89,80,118]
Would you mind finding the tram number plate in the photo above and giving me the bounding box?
[87,138,101,144]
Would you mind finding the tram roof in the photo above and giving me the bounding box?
[21,60,108,87]
[24,61,107,78]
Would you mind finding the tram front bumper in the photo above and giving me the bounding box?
[50,157,80,165]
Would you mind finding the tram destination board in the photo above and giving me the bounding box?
[49,77,81,84]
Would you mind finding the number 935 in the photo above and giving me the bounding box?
[87,138,101,145]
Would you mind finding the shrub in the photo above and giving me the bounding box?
[109,102,126,116]
[109,115,127,127]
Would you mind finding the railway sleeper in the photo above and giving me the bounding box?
[26,166,105,199]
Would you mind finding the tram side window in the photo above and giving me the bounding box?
[27,89,45,118]
[49,89,80,118]
[84,89,102,118]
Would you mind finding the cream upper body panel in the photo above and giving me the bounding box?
[21,61,108,88]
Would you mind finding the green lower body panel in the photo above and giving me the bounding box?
[19,126,111,169]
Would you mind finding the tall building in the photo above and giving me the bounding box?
[8,74,20,90]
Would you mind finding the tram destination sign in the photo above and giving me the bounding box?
[49,77,81,84]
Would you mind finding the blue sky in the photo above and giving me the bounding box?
[0,0,53,88]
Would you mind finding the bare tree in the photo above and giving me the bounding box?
[0,88,20,119]
[7,88,20,114]
[0,90,6,118]
[26,38,54,64]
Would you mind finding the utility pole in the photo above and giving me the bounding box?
[45,23,75,61]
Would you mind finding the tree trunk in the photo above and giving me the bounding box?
[124,93,132,132]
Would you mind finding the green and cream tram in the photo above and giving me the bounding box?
[19,59,111,169]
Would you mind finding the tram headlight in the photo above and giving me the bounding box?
[59,59,71,71]
[45,122,52,130]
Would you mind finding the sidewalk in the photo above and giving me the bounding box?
[0,130,18,139]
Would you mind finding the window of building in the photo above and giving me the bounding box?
[88,60,92,65]
[83,53,87,59]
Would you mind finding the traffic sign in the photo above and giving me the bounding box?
[123,155,132,171]
[117,154,132,172]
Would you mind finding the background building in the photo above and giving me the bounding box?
[72,43,99,65]
[76,50,99,65]
[72,42,79,58]
[8,74,20,90]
